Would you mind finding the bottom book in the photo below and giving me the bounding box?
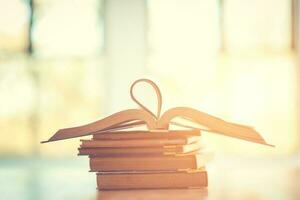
[96,170,207,190]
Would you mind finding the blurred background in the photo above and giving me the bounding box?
[0,0,300,199]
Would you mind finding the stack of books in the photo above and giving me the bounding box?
[78,129,213,190]
[42,79,271,190]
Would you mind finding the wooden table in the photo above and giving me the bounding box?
[1,155,299,200]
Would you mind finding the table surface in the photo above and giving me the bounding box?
[1,155,299,200]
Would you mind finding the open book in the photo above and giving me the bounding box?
[42,79,273,146]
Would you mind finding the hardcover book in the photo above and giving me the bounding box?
[96,169,208,190]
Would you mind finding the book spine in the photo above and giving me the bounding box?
[96,171,208,190]
[81,138,189,148]
[89,156,199,171]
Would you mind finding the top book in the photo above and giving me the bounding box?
[92,130,200,140]
[42,79,272,147]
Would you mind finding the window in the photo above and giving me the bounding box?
[223,0,291,53]
[0,0,29,53]
[0,0,105,156]
[148,0,297,155]
[33,0,104,57]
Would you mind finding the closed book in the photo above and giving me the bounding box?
[80,136,200,148]
[96,170,208,190]
[92,130,200,140]
[78,141,203,156]
[89,151,213,171]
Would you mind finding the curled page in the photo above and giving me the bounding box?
[42,109,156,143]
[158,107,272,146]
